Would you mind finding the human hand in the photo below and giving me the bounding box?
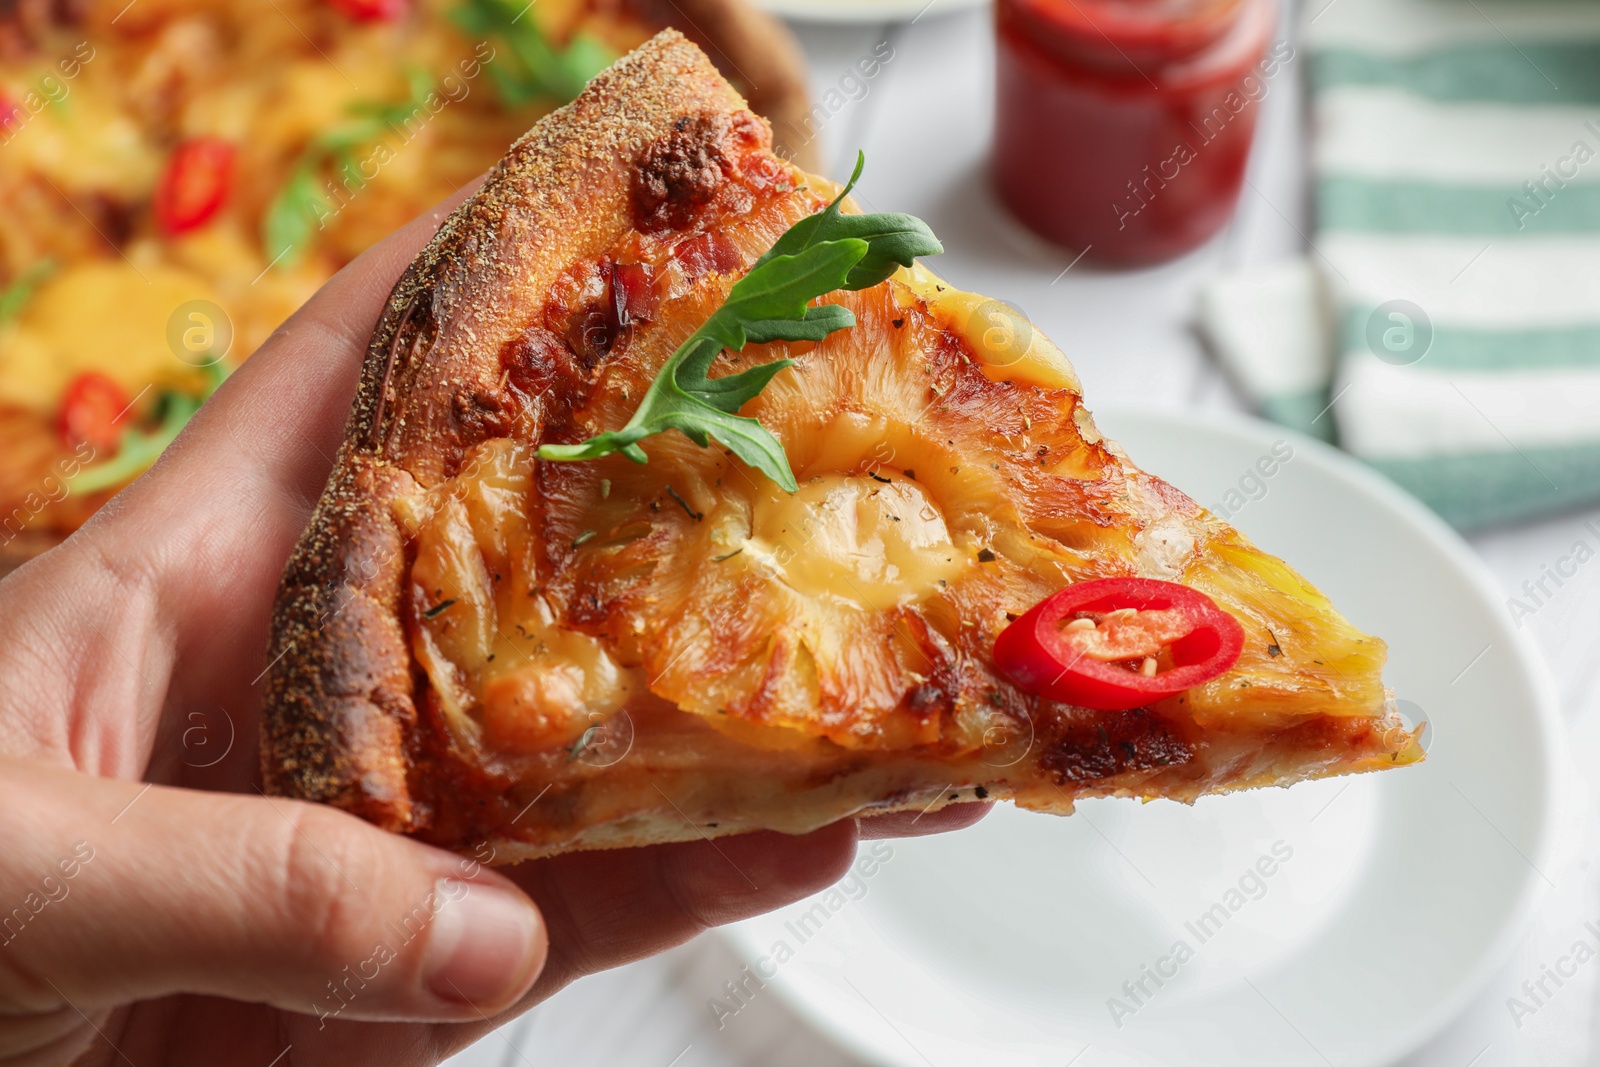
[0,191,987,1066]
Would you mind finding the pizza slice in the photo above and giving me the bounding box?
[263,31,1424,861]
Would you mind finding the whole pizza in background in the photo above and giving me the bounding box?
[0,0,811,570]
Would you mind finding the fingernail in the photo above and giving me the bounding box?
[424,878,543,1008]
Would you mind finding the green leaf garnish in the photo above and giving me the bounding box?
[451,0,617,105]
[751,155,945,292]
[67,361,231,495]
[261,163,326,267]
[0,260,57,326]
[261,68,434,266]
[557,32,619,90]
[536,153,941,492]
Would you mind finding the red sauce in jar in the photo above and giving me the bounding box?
[994,0,1281,267]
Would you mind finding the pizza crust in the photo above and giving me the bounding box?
[620,0,819,169]
[441,707,1415,863]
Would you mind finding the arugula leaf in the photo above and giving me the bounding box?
[262,163,326,265]
[700,241,869,350]
[482,59,541,107]
[352,65,437,131]
[536,154,942,492]
[0,260,56,326]
[753,152,942,289]
[67,362,231,495]
[260,68,434,265]
[739,304,857,346]
[559,33,620,88]
[452,0,618,105]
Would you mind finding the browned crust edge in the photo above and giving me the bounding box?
[262,31,757,831]
[473,708,1424,862]
[624,0,820,170]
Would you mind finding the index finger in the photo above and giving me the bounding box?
[128,179,484,547]
[52,183,484,712]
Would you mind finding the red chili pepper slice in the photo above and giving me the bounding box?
[994,577,1244,710]
[154,137,236,237]
[58,372,132,453]
[328,0,408,21]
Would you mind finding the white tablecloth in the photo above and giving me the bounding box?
[446,5,1600,1063]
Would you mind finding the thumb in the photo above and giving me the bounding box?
[0,760,546,1024]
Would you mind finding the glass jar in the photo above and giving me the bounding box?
[994,0,1280,267]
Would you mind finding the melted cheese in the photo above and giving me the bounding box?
[899,263,1082,394]
[743,473,965,611]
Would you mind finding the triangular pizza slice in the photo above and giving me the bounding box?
[263,31,1423,860]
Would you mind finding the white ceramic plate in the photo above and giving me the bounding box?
[755,0,986,24]
[722,406,1560,1067]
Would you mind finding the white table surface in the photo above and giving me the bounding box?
[445,4,1600,1064]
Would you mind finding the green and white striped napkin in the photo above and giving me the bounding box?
[1203,0,1600,530]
